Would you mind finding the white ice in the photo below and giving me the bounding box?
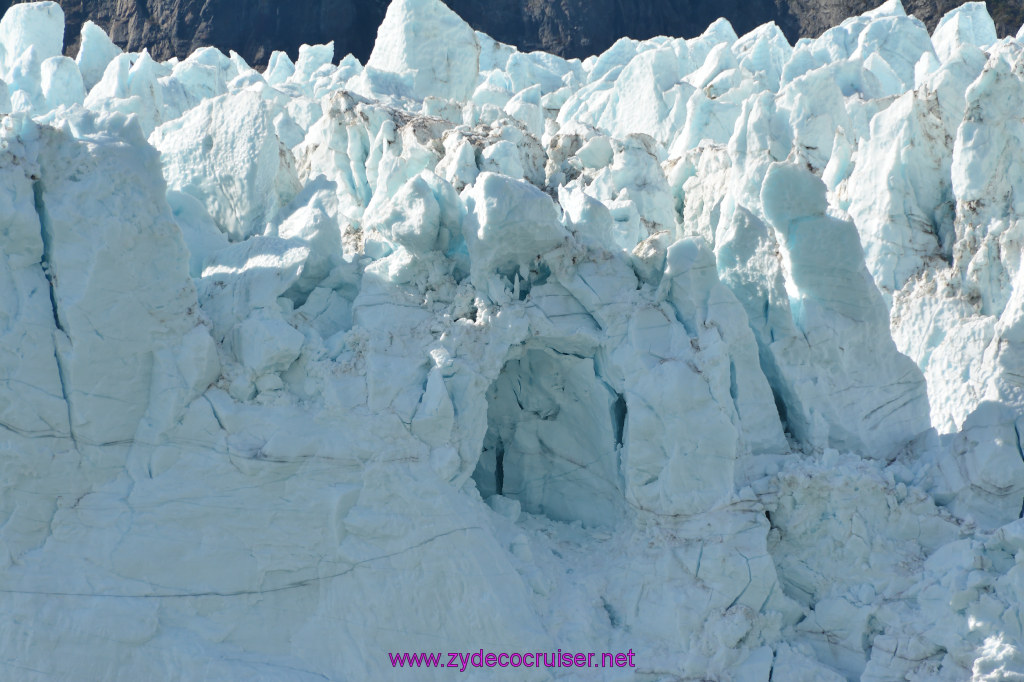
[2,0,1024,680]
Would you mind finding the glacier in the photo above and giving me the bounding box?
[1,0,1024,679]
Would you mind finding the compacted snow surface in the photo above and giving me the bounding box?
[1,0,1024,679]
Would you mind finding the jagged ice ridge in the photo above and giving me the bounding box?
[1,0,1024,679]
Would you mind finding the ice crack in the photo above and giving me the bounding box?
[32,178,76,448]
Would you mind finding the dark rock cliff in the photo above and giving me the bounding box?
[0,0,1021,67]
[448,0,802,58]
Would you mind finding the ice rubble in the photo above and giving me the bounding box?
[1,0,1024,679]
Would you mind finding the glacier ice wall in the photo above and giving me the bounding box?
[1,0,1024,679]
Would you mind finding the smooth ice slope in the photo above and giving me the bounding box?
[2,0,1024,680]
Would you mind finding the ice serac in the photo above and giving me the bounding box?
[365,0,480,102]
[950,48,1024,318]
[931,2,997,63]
[608,237,786,517]
[559,44,694,146]
[924,402,1024,529]
[0,116,68,439]
[881,42,1024,468]
[462,171,566,291]
[843,88,952,299]
[31,110,208,445]
[75,20,121,91]
[661,239,787,455]
[760,163,931,456]
[151,90,300,241]
[0,1,62,79]
[40,56,85,111]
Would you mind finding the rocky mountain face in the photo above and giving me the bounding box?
[448,0,802,59]
[0,0,391,66]
[784,0,1015,38]
[0,0,1021,67]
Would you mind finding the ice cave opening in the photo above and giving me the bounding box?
[472,346,626,527]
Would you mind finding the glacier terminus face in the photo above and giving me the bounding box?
[1,0,1024,679]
